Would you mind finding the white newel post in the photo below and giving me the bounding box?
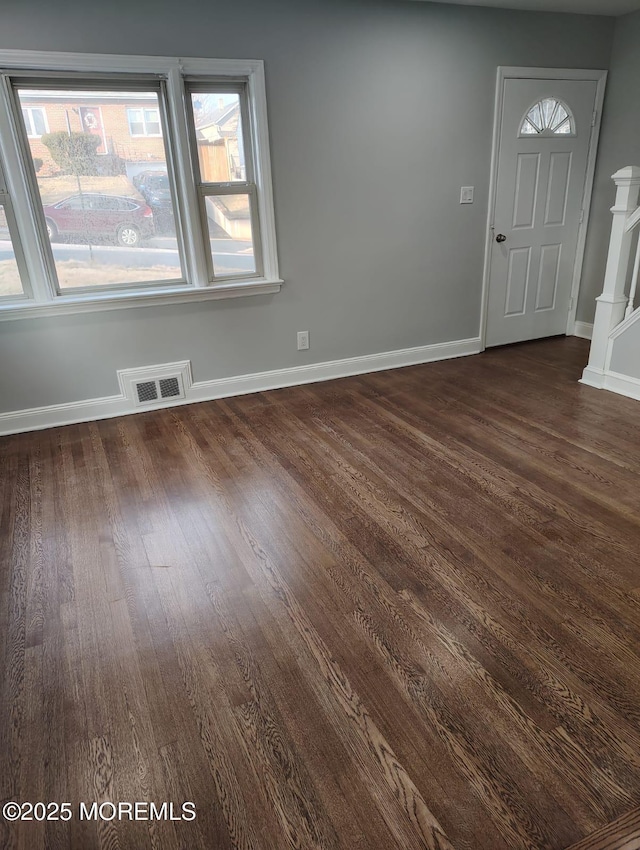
[583,167,640,384]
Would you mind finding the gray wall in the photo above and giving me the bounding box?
[578,9,640,323]
[0,0,614,412]
[610,321,640,379]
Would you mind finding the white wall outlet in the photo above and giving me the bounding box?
[297,330,309,350]
[460,186,474,204]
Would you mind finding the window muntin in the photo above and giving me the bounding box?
[21,105,48,137]
[520,98,575,137]
[186,83,261,282]
[15,85,184,292]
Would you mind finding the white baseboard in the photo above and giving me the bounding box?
[580,365,606,389]
[0,336,482,436]
[600,370,640,401]
[580,365,640,400]
[0,394,128,436]
[573,321,593,340]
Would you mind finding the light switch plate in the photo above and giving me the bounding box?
[460,186,474,204]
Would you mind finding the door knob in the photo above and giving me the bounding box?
[495,233,507,243]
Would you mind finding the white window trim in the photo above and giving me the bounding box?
[0,50,282,321]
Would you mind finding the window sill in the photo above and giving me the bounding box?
[0,278,283,321]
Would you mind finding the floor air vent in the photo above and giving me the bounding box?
[136,381,159,403]
[118,361,193,408]
[133,376,184,406]
[159,377,181,398]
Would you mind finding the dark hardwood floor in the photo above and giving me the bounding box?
[1,337,640,850]
[566,805,640,849]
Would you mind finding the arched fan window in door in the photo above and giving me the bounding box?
[520,98,575,137]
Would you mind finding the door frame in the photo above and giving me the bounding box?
[479,66,607,349]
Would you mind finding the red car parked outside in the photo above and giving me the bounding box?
[42,193,154,247]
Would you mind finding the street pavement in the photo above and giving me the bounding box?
[0,237,256,276]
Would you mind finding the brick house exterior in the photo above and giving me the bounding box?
[19,91,166,176]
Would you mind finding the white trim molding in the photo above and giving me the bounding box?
[580,366,640,401]
[0,279,283,321]
[573,321,593,340]
[480,66,607,349]
[0,336,482,436]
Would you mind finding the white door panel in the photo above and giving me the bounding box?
[486,77,597,347]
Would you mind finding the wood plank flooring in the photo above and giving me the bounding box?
[566,805,640,849]
[1,337,640,850]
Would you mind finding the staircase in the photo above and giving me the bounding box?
[581,166,640,400]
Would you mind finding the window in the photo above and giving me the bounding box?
[187,86,258,280]
[17,86,183,291]
[0,51,281,318]
[0,159,28,300]
[520,98,575,137]
[0,203,26,299]
[127,107,161,137]
[21,105,48,137]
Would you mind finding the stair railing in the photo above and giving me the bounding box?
[624,203,640,318]
[584,166,640,380]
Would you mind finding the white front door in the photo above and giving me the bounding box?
[485,76,599,347]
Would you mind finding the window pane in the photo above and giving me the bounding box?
[17,87,184,290]
[190,93,246,182]
[32,109,47,137]
[541,98,556,127]
[205,195,255,277]
[521,99,574,137]
[127,108,145,135]
[527,103,543,132]
[21,108,33,136]
[0,204,24,297]
[554,119,572,135]
[550,105,569,131]
[59,197,84,209]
